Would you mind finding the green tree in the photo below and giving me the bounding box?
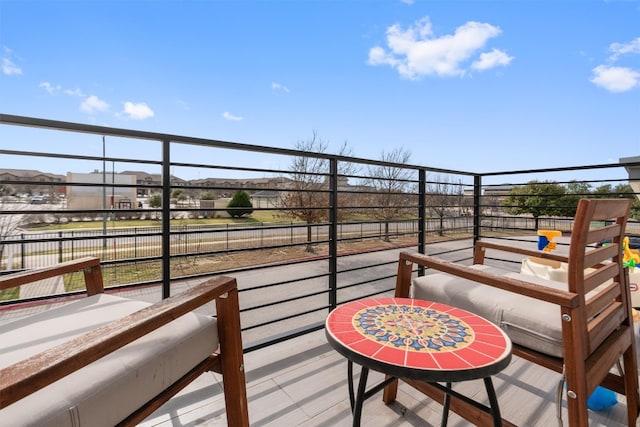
[149,194,162,220]
[502,181,568,229]
[149,194,162,208]
[557,181,592,217]
[226,190,253,218]
[597,184,640,220]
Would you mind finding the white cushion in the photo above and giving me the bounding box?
[521,257,568,283]
[412,265,566,358]
[0,293,219,427]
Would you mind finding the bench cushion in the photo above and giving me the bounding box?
[412,265,566,358]
[0,293,219,427]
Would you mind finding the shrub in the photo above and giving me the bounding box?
[149,194,162,208]
[226,190,253,218]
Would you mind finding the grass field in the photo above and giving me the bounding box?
[25,210,286,231]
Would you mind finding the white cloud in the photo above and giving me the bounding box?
[590,65,640,92]
[65,88,86,97]
[41,82,88,97]
[2,47,22,75]
[609,37,640,61]
[222,111,243,121]
[39,81,62,95]
[472,48,514,71]
[271,82,290,93]
[589,37,640,93]
[368,17,508,79]
[400,0,414,5]
[2,58,22,75]
[122,101,154,120]
[81,95,110,113]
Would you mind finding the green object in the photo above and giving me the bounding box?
[226,190,254,218]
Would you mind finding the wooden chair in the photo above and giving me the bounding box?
[0,257,249,426]
[384,198,639,426]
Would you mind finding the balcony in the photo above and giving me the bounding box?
[1,114,640,426]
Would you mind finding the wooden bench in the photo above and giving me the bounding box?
[384,198,640,426]
[0,257,249,426]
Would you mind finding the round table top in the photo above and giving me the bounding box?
[325,297,512,382]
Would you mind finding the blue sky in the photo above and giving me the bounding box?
[1,0,639,183]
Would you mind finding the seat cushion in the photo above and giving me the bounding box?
[0,293,219,427]
[412,265,566,358]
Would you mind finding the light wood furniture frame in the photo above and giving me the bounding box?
[0,257,249,426]
[384,198,640,426]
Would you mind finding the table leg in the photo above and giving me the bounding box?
[425,379,504,427]
[352,366,369,427]
[348,360,355,410]
[441,382,452,427]
[483,377,502,427]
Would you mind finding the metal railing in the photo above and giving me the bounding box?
[1,113,639,350]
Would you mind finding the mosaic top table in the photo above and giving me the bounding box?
[325,297,512,427]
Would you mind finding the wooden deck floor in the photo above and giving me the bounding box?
[140,328,638,427]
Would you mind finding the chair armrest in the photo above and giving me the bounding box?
[399,251,579,308]
[0,257,104,295]
[0,275,237,408]
[475,241,569,264]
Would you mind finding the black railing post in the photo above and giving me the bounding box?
[328,159,338,311]
[20,234,25,269]
[58,231,63,263]
[473,175,482,244]
[418,169,426,252]
[418,169,426,276]
[162,139,171,299]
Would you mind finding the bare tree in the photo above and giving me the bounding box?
[364,147,414,242]
[0,198,26,270]
[426,174,465,236]
[279,131,357,252]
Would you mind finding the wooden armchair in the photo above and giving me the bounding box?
[384,198,639,426]
[0,257,249,426]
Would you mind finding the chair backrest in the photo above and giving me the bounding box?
[568,198,632,357]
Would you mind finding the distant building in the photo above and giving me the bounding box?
[191,177,293,199]
[119,170,187,196]
[0,168,65,196]
[66,172,137,210]
[483,184,517,198]
[251,190,280,208]
[621,156,640,202]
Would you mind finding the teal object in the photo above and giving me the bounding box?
[587,386,617,411]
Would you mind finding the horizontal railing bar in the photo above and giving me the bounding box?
[243,288,330,314]
[242,305,329,332]
[0,149,163,167]
[0,113,474,175]
[243,322,325,354]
